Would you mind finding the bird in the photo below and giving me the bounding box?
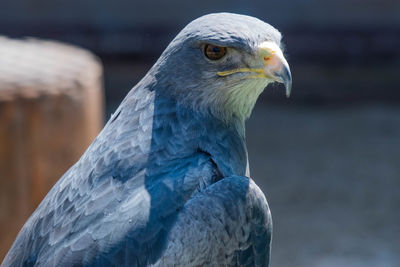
[2,12,291,267]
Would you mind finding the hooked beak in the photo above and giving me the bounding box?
[258,41,292,97]
[216,41,292,97]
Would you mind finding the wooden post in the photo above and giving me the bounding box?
[0,36,104,260]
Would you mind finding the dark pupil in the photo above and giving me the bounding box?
[212,46,220,53]
[204,44,225,60]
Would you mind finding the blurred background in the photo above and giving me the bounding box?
[0,0,399,266]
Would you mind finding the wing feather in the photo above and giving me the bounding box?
[155,176,272,267]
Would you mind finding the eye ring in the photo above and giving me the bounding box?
[204,44,227,60]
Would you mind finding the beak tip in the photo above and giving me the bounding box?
[275,67,292,98]
[271,60,292,98]
[285,80,292,98]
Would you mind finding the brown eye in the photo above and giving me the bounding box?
[204,44,227,60]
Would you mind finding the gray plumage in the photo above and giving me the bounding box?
[2,12,291,267]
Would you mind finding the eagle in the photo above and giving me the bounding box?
[2,13,291,267]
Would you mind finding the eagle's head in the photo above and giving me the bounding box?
[152,13,291,122]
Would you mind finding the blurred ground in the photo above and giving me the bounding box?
[247,103,400,267]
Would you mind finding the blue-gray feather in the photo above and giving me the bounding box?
[2,12,277,267]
